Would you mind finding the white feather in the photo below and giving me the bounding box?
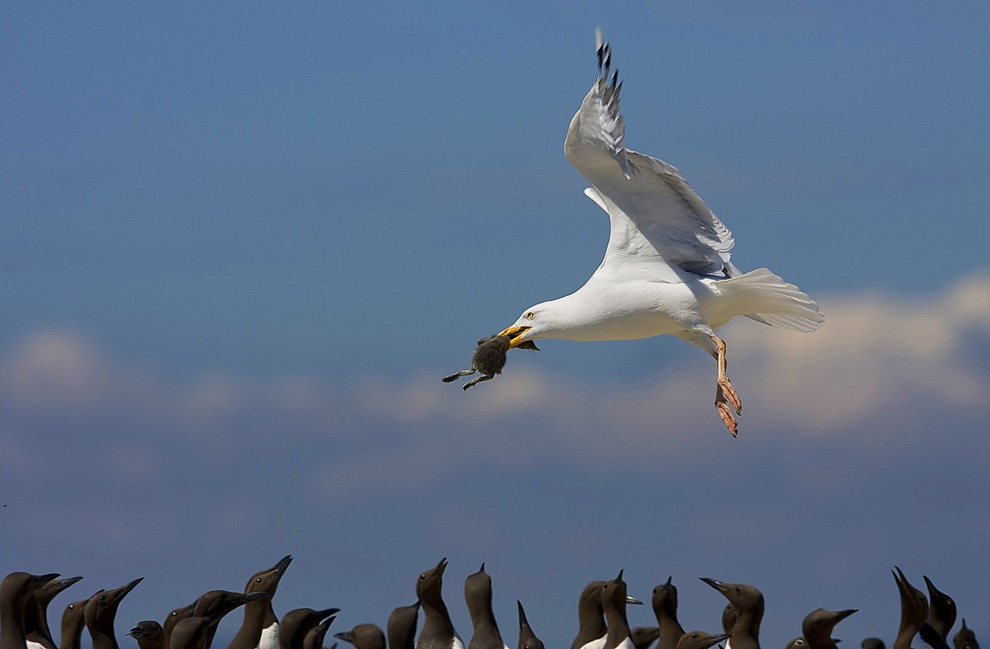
[257,622,279,649]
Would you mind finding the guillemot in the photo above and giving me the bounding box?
[84,578,142,649]
[515,602,543,649]
[84,578,143,649]
[24,576,82,649]
[465,565,509,649]
[920,576,956,649]
[335,625,386,649]
[802,609,857,649]
[304,617,336,649]
[61,591,100,649]
[573,580,643,649]
[171,599,264,649]
[387,602,420,649]
[279,608,339,649]
[699,579,763,649]
[230,555,293,649]
[952,620,978,649]
[193,590,268,649]
[601,571,639,649]
[163,601,197,649]
[127,621,163,649]
[651,578,684,649]
[1,572,60,649]
[572,582,609,649]
[891,567,928,649]
[415,558,462,649]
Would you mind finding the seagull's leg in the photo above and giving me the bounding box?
[442,369,475,383]
[712,334,742,416]
[463,374,494,390]
[714,383,738,438]
[676,328,741,437]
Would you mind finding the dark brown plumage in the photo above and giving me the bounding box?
[443,335,537,390]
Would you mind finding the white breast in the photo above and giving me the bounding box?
[26,641,44,649]
[258,623,280,649]
[580,636,607,649]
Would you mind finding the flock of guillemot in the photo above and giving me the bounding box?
[0,558,980,649]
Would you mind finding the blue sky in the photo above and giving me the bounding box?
[2,2,988,648]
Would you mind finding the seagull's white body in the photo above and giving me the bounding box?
[500,31,823,434]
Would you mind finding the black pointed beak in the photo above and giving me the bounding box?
[708,634,733,648]
[118,577,143,599]
[334,632,355,643]
[239,592,268,605]
[517,600,530,627]
[480,562,486,573]
[700,577,726,593]
[893,567,913,599]
[274,555,293,574]
[433,557,448,577]
[922,576,948,603]
[32,573,60,586]
[665,576,672,587]
[833,609,857,623]
[616,569,624,581]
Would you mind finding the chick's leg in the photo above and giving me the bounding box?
[463,374,494,390]
[442,369,476,383]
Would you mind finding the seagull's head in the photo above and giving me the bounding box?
[498,302,558,347]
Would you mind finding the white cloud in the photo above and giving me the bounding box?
[0,328,110,409]
[1,274,988,492]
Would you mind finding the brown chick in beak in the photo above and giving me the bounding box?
[443,334,538,390]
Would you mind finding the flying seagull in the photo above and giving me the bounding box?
[498,29,824,436]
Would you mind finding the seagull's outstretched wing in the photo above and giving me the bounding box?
[564,30,735,277]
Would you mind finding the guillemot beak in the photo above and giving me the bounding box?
[497,325,531,348]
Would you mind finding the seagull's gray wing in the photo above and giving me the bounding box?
[564,30,736,277]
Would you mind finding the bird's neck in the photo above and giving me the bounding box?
[60,617,86,649]
[230,598,275,649]
[603,606,630,649]
[729,611,761,649]
[0,607,28,649]
[466,600,499,637]
[656,618,684,649]
[88,627,119,649]
[421,599,455,637]
[576,603,607,643]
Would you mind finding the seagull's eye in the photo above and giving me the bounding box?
[526,312,535,320]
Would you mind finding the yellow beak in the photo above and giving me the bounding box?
[497,325,531,348]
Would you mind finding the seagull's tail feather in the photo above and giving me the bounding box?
[720,268,824,332]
